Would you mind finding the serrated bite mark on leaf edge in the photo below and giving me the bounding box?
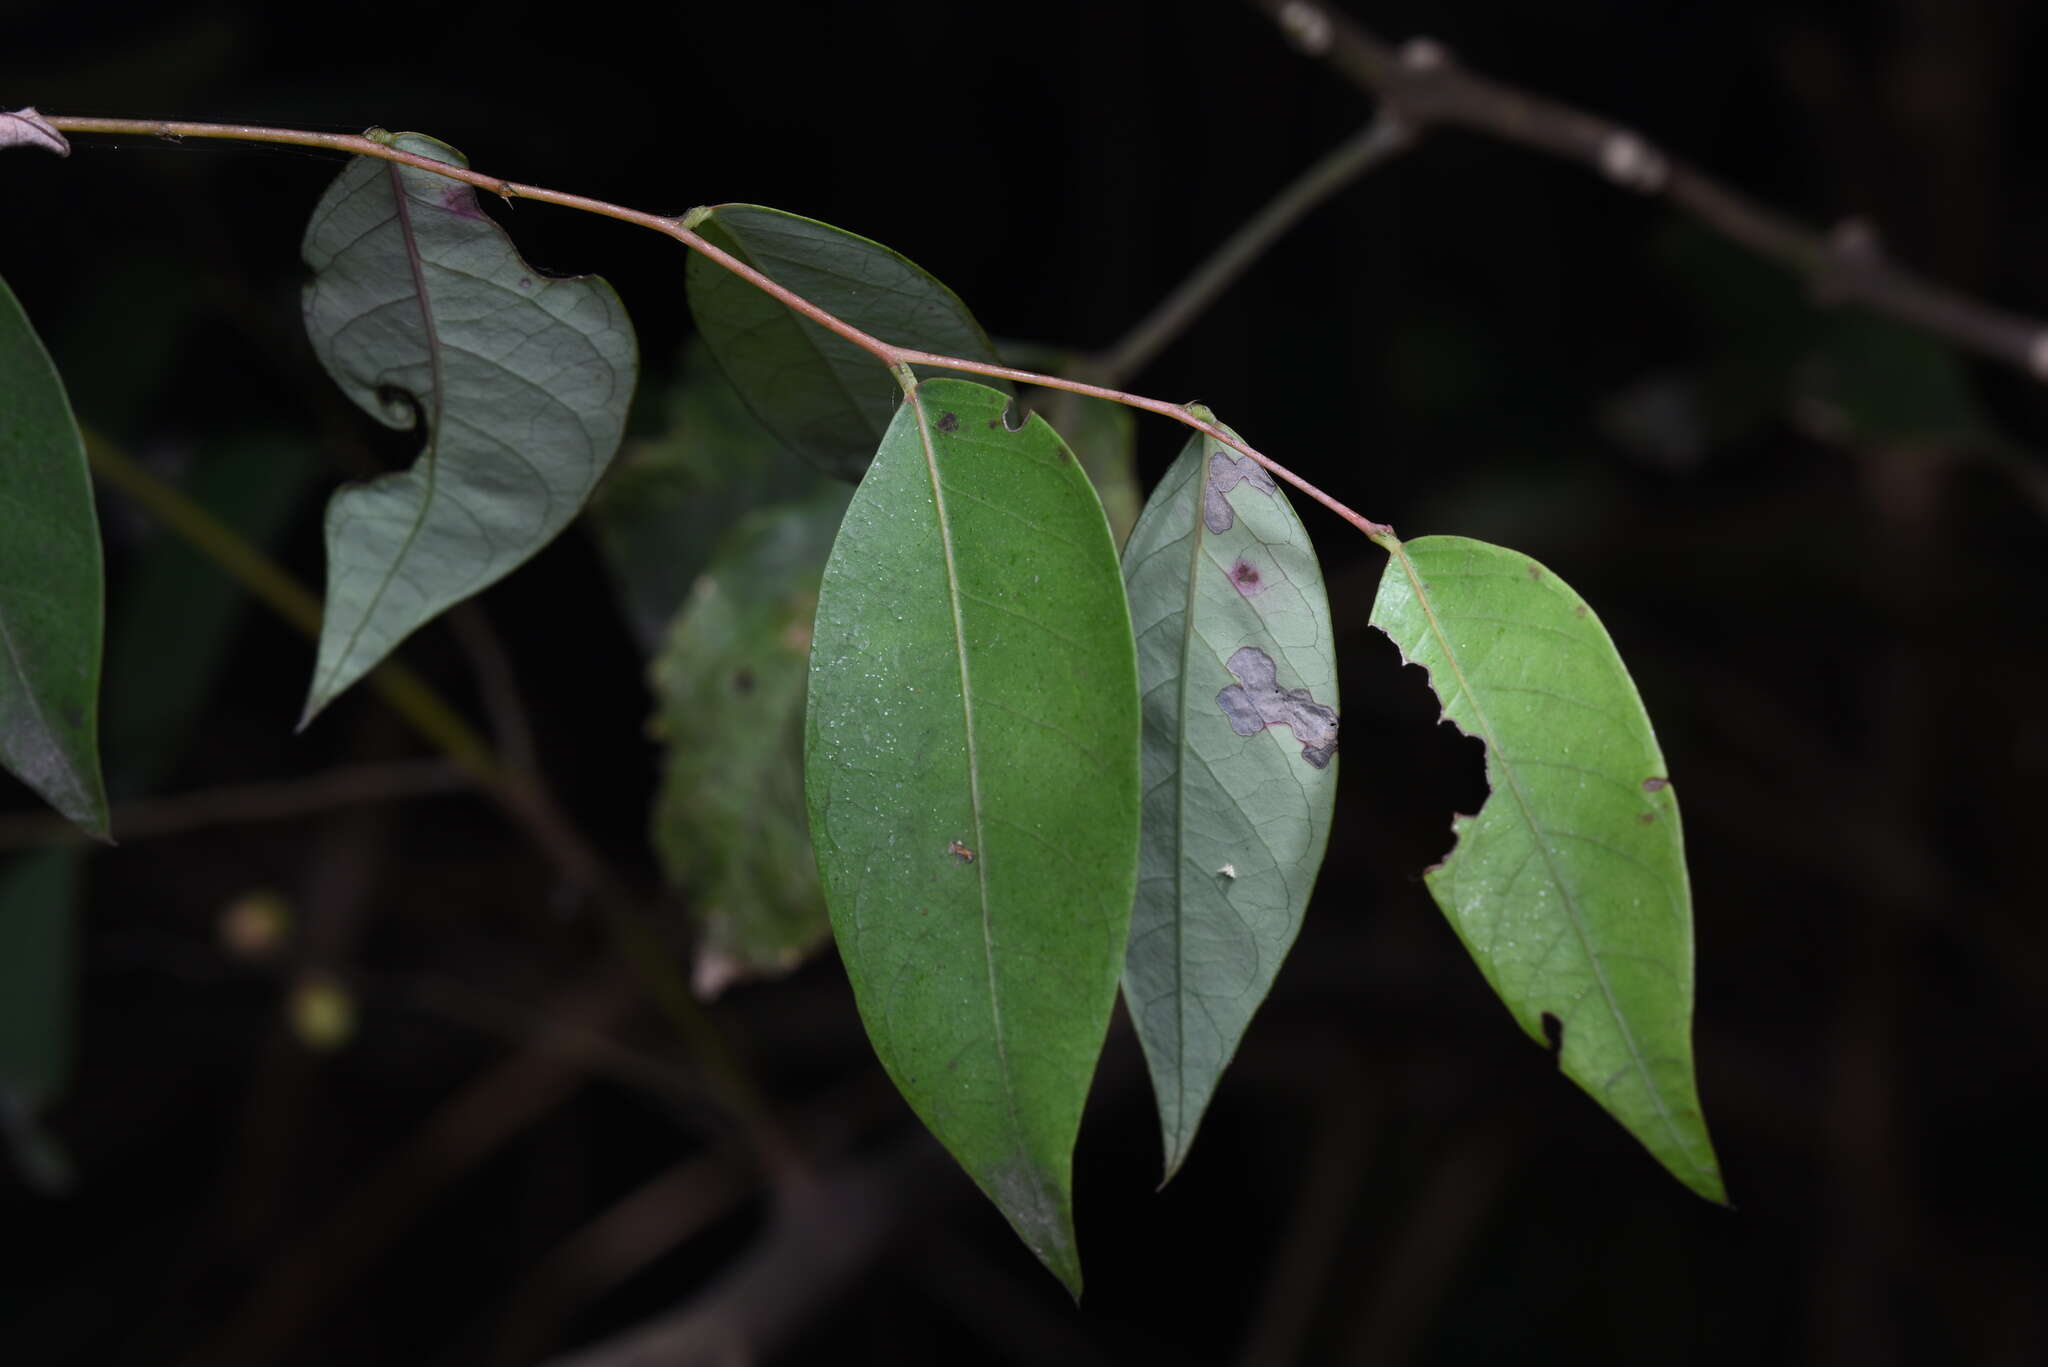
[1378,539,1718,1196]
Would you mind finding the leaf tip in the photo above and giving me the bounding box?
[1,108,70,157]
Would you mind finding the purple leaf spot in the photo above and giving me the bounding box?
[1216,646,1338,768]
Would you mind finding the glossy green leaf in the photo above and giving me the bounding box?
[687,205,1007,480]
[996,344,1144,551]
[806,378,1139,1296]
[0,275,107,837]
[1120,416,1338,1181]
[299,131,638,723]
[651,488,848,996]
[1369,536,1724,1201]
[590,341,822,650]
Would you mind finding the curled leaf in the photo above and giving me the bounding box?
[298,132,637,723]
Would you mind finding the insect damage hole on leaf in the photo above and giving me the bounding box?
[1366,535,1725,1203]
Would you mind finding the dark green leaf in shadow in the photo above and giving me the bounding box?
[806,378,1139,1296]
[650,488,848,996]
[1807,316,1987,444]
[590,341,822,651]
[1370,536,1724,1201]
[299,131,638,724]
[0,846,82,1192]
[0,275,107,836]
[1120,414,1338,1181]
[687,205,1007,481]
[102,437,318,793]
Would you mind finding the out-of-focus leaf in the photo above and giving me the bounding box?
[590,341,821,651]
[298,131,637,723]
[650,488,848,996]
[687,204,1007,481]
[1370,535,1724,1202]
[1652,222,1992,451]
[0,274,107,837]
[1120,415,1338,1181]
[1807,316,1986,443]
[806,378,1139,1296]
[102,437,318,792]
[1063,396,1140,552]
[0,847,82,1191]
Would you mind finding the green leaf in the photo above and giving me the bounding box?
[651,488,848,996]
[1369,536,1724,1201]
[995,344,1144,551]
[806,378,1139,1296]
[298,131,638,723]
[590,341,823,651]
[1120,416,1338,1181]
[687,205,1008,481]
[0,274,108,837]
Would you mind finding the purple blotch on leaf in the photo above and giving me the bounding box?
[1203,450,1277,533]
[1216,646,1338,768]
[436,183,485,220]
[937,411,959,433]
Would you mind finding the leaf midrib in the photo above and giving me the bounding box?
[1166,449,1207,1168]
[317,160,446,699]
[910,387,1030,1180]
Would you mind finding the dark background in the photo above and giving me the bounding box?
[4,0,2047,1362]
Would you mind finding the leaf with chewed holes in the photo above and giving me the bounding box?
[805,378,1138,1297]
[1119,413,1338,1182]
[1369,535,1724,1201]
[298,131,637,724]
[649,488,848,997]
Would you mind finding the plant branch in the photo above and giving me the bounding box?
[1089,114,1413,388]
[40,116,1394,541]
[83,427,797,1171]
[84,431,503,783]
[1243,0,2048,385]
[0,759,463,850]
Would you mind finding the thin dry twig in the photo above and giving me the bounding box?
[1244,0,2048,385]
[0,759,465,850]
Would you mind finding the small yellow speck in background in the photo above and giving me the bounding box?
[217,888,291,960]
[288,976,356,1052]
